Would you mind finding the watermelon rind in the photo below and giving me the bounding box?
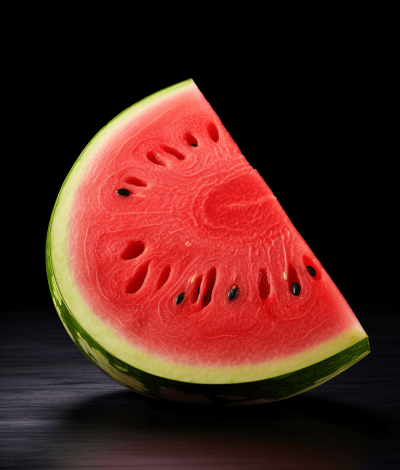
[46,79,370,404]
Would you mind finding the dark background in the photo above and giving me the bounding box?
[2,13,398,470]
[4,42,397,312]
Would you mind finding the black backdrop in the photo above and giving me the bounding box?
[4,49,396,313]
[2,17,399,470]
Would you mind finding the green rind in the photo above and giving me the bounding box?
[46,223,370,405]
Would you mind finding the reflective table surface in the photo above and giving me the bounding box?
[1,306,399,469]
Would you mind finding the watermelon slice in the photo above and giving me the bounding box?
[46,79,370,405]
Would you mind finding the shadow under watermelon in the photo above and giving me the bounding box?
[48,390,387,469]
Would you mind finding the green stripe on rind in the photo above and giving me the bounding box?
[46,225,370,405]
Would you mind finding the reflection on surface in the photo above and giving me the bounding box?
[51,392,371,469]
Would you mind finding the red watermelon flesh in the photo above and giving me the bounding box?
[67,80,364,368]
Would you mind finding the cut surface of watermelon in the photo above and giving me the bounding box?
[46,79,369,404]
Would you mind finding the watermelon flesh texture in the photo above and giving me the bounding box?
[47,79,369,404]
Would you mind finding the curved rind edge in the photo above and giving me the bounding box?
[46,223,370,405]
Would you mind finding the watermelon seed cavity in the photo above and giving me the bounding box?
[156,265,171,290]
[146,151,166,166]
[291,282,301,296]
[121,240,145,260]
[228,286,238,301]
[201,268,217,308]
[258,269,271,299]
[125,177,148,187]
[206,122,219,142]
[185,133,198,147]
[191,276,203,303]
[176,292,185,305]
[126,262,150,294]
[307,266,316,276]
[161,145,186,161]
[303,255,321,281]
[117,188,130,196]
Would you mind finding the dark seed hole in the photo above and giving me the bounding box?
[307,265,316,277]
[258,269,270,299]
[176,292,185,305]
[157,265,171,290]
[288,263,301,296]
[201,267,216,308]
[206,122,219,143]
[291,282,301,296]
[117,188,130,196]
[125,176,148,187]
[303,255,321,280]
[121,240,145,260]
[184,133,198,147]
[228,286,239,301]
[146,151,166,166]
[161,145,186,161]
[126,263,150,294]
[191,276,203,304]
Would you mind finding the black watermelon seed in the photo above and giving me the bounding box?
[190,143,197,147]
[306,265,316,276]
[117,188,130,196]
[228,286,239,301]
[176,292,185,305]
[291,282,301,296]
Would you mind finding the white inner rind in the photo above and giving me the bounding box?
[50,78,367,384]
